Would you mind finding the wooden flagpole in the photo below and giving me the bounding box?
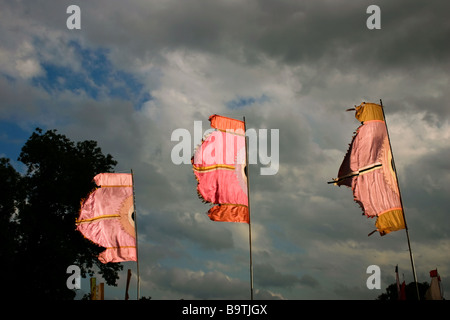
[90,277,96,300]
[99,282,104,300]
[243,117,254,300]
[125,269,132,300]
[379,99,420,300]
[131,169,141,300]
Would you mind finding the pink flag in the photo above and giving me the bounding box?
[192,115,249,223]
[330,102,405,236]
[76,173,137,263]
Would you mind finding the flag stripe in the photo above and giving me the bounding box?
[76,214,121,224]
[193,164,236,171]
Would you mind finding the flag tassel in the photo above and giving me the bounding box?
[380,99,420,300]
[243,116,254,301]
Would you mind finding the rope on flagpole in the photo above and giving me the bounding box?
[379,99,420,300]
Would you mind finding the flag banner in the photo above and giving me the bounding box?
[430,269,439,278]
[76,173,137,263]
[330,102,405,236]
[426,269,443,300]
[395,266,406,300]
[192,115,249,223]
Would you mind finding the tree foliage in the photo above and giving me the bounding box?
[377,281,430,300]
[0,128,122,299]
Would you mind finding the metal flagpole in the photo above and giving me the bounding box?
[243,117,254,300]
[379,99,420,300]
[131,169,141,300]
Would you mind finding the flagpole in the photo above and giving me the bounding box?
[125,269,132,300]
[379,99,420,300]
[131,169,141,300]
[243,117,254,300]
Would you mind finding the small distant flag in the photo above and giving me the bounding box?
[395,265,406,300]
[329,102,406,236]
[425,269,443,300]
[192,115,249,223]
[76,173,137,263]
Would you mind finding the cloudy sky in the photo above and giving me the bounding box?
[1,0,449,300]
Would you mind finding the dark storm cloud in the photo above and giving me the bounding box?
[148,266,282,299]
[254,263,319,288]
[246,0,450,71]
[86,0,450,71]
[143,210,235,251]
[4,0,450,71]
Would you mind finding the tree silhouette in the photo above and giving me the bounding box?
[377,281,430,300]
[1,128,122,300]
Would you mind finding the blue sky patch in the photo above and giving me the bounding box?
[226,94,270,109]
[31,40,151,109]
[0,121,32,163]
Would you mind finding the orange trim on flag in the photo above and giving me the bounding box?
[376,208,405,236]
[209,114,245,132]
[208,204,249,223]
[355,102,384,122]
